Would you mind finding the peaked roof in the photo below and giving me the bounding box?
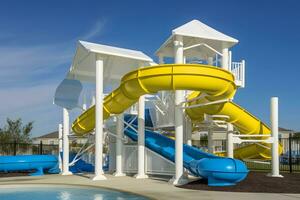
[156,19,239,57]
[173,20,238,43]
[67,41,154,86]
[78,41,153,62]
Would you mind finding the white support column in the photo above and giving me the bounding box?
[269,97,283,177]
[186,117,192,146]
[82,93,87,111]
[183,56,186,64]
[158,54,165,102]
[227,123,234,158]
[114,114,125,176]
[208,57,213,66]
[158,54,164,64]
[58,123,63,172]
[222,48,229,70]
[92,55,107,181]
[62,108,72,175]
[91,95,96,107]
[183,58,191,145]
[241,59,246,87]
[228,51,232,72]
[135,95,148,179]
[171,35,188,185]
[207,128,214,154]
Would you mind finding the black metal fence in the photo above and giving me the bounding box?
[0,141,58,156]
[1,137,300,173]
[193,137,300,173]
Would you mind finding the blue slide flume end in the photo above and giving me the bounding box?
[124,112,248,186]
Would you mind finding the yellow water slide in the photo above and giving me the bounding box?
[72,64,282,160]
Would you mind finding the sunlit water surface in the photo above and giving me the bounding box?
[0,185,149,200]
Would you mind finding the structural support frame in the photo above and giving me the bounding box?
[114,114,125,176]
[269,97,283,178]
[58,123,63,171]
[62,108,72,175]
[227,123,234,158]
[170,35,188,185]
[92,54,107,181]
[135,95,148,179]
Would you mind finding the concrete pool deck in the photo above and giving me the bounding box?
[0,174,299,200]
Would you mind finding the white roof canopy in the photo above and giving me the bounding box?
[67,41,154,88]
[156,20,238,58]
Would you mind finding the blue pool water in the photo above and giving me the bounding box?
[0,185,149,200]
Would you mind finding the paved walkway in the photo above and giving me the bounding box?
[0,174,299,200]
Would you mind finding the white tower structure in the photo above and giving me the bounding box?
[64,41,154,180]
[156,19,245,185]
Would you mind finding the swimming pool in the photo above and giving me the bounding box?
[0,185,149,200]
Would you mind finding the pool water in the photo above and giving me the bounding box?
[0,185,149,200]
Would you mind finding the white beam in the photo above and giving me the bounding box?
[186,117,192,146]
[58,123,63,172]
[158,54,164,64]
[82,93,87,111]
[114,114,125,176]
[227,123,234,158]
[269,97,283,178]
[208,57,213,66]
[207,128,214,154]
[62,108,72,175]
[135,95,148,179]
[222,48,229,70]
[92,54,107,181]
[171,35,188,185]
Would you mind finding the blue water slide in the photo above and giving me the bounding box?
[124,113,248,186]
[0,155,57,176]
[67,153,109,173]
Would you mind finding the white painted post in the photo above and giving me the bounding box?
[228,51,232,72]
[135,95,148,179]
[227,123,234,158]
[241,60,246,88]
[158,54,166,104]
[91,95,96,107]
[208,57,213,66]
[269,97,283,177]
[207,128,214,154]
[62,108,72,175]
[171,35,188,185]
[186,117,192,146]
[92,55,107,181]
[58,123,63,172]
[82,93,87,111]
[114,114,125,176]
[158,54,164,64]
[183,55,191,146]
[222,48,229,70]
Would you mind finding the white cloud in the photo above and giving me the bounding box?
[80,19,105,40]
[0,44,73,86]
[0,83,56,114]
[0,19,106,136]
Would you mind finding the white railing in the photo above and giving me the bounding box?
[230,60,245,88]
[122,145,175,176]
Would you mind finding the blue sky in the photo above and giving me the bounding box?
[0,0,299,137]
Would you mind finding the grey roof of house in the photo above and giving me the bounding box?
[279,127,293,132]
[33,131,58,139]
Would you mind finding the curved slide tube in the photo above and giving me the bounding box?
[186,93,283,159]
[0,155,57,176]
[123,115,247,186]
[72,64,281,160]
[73,64,237,134]
[71,64,281,185]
